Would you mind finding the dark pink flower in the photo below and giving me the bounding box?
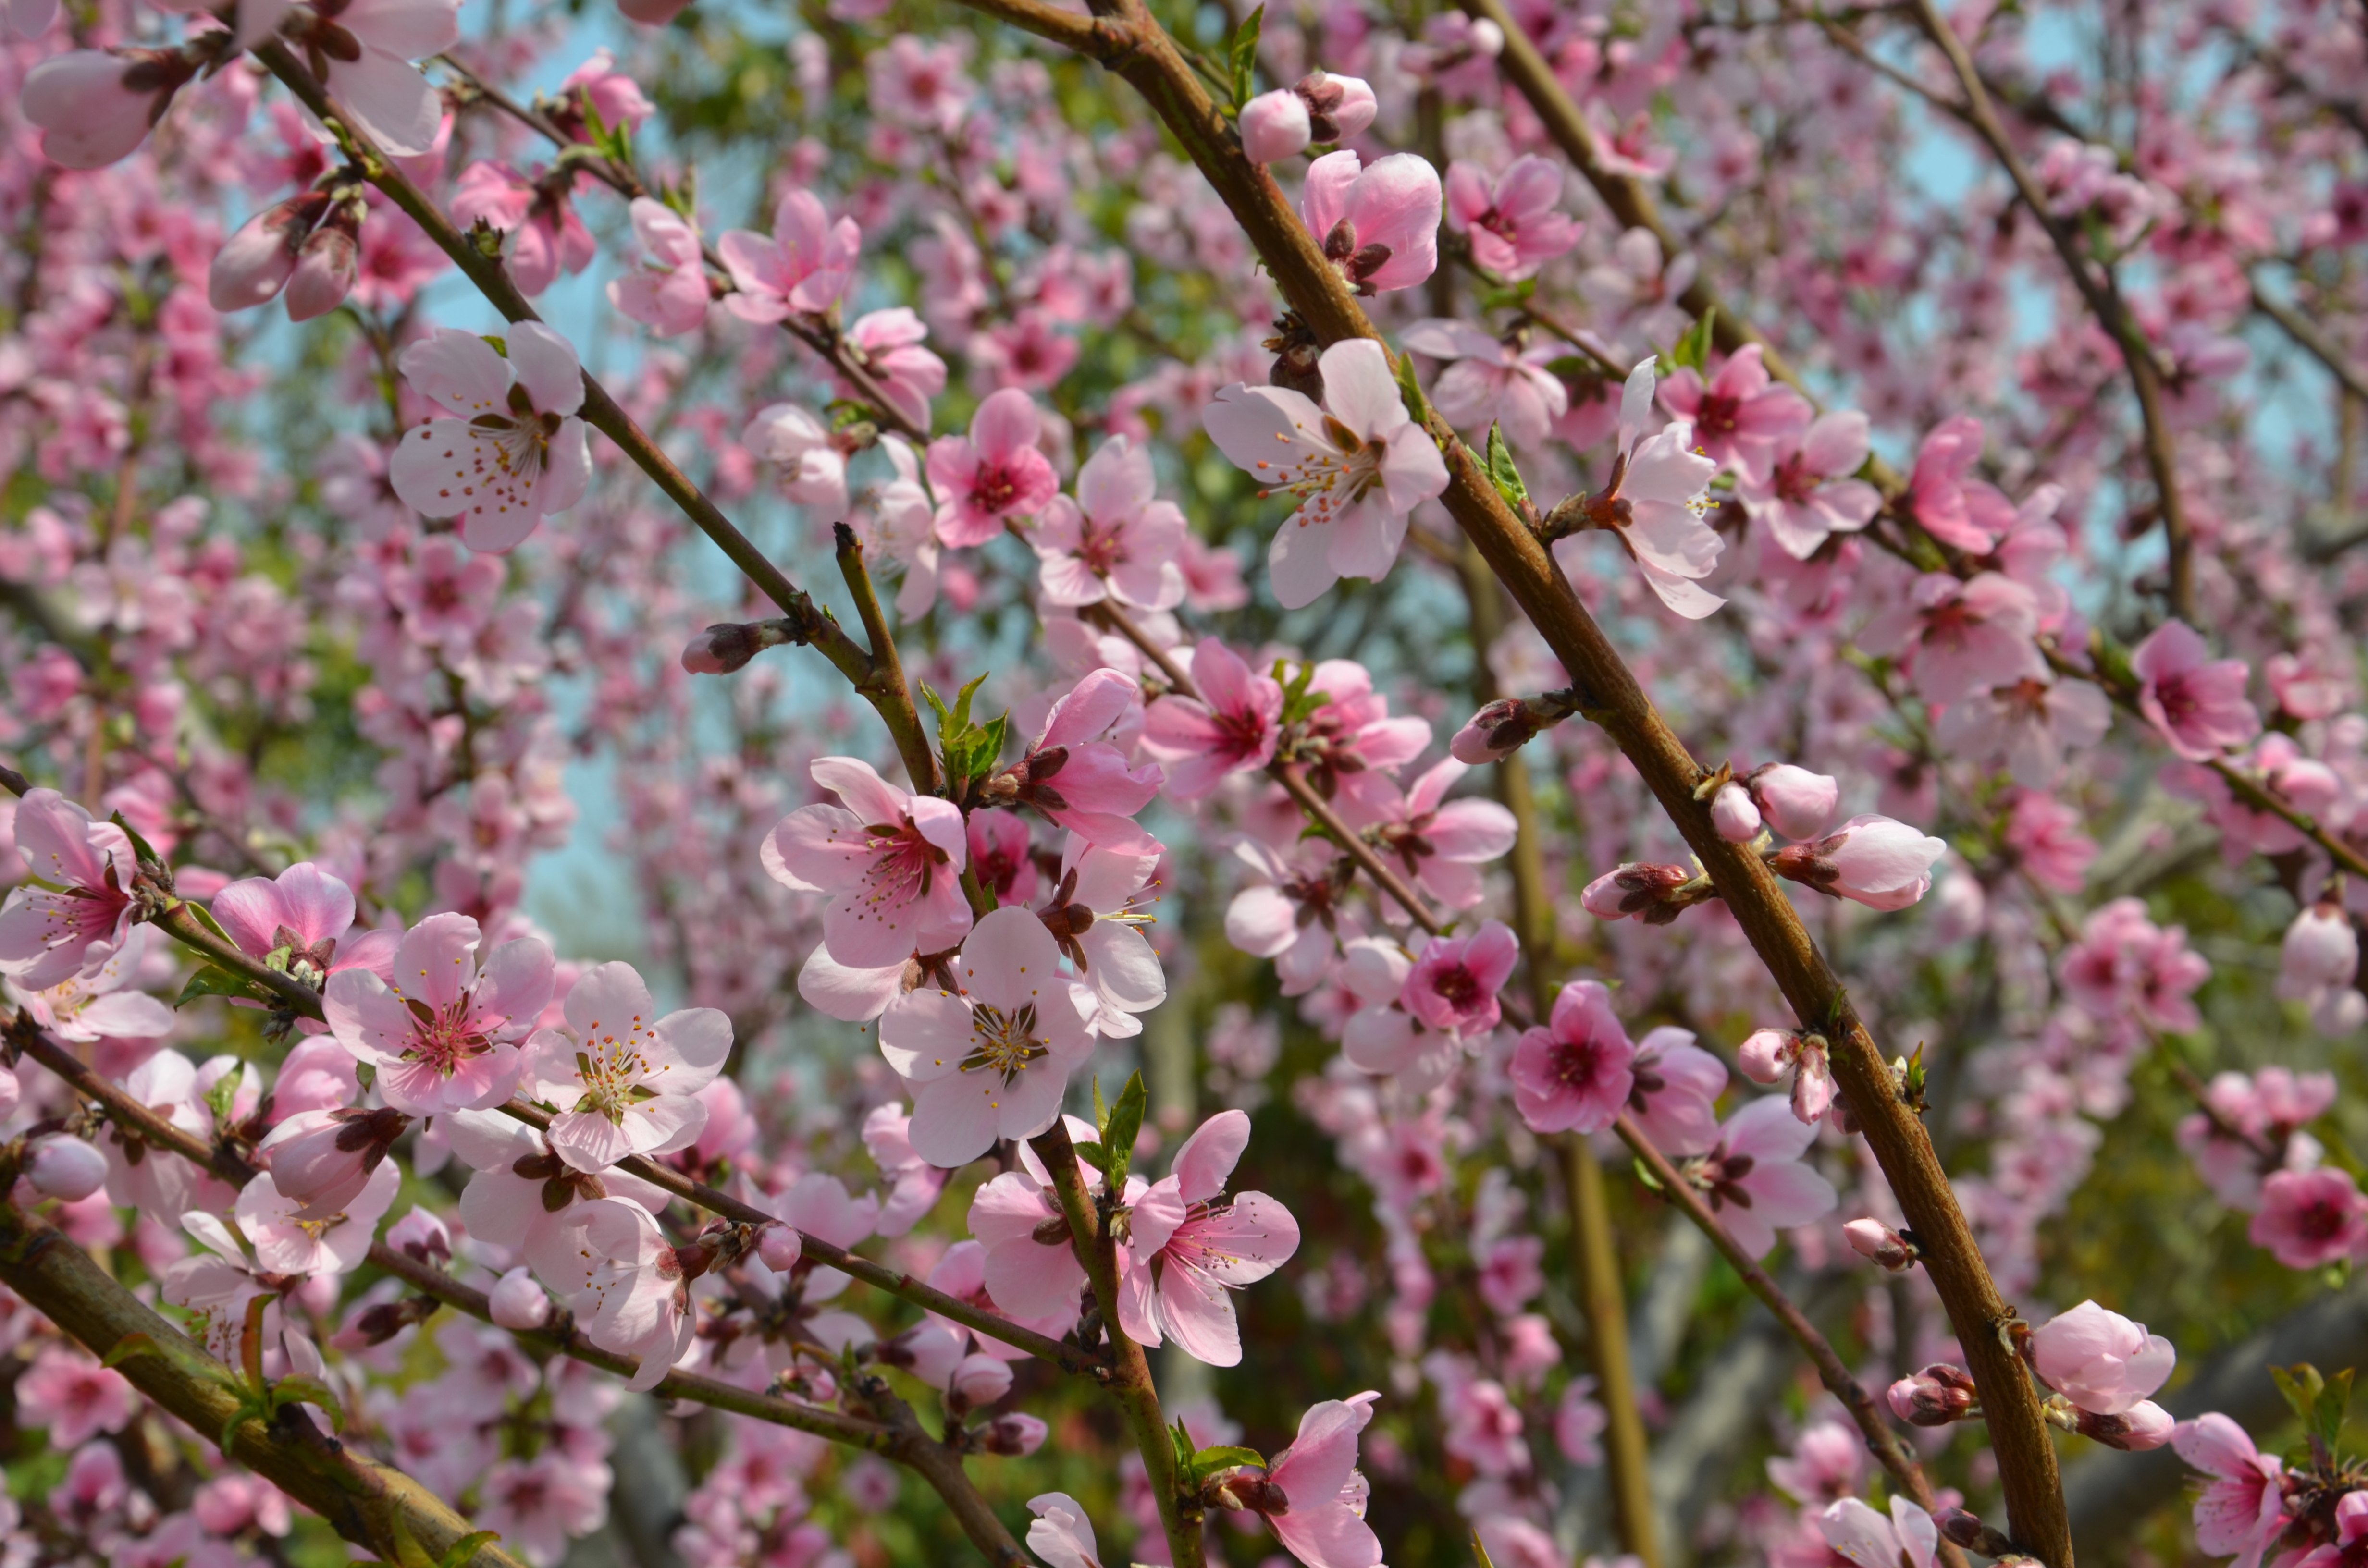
[1399,920,1518,1036]
[2133,620,2261,760]
[1443,155,1580,281]
[1140,641,1284,800]
[925,389,1060,547]
[1508,979,1633,1134]
[1656,346,1811,483]
[2250,1167,2368,1269]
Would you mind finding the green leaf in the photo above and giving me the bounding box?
[440,1532,503,1568]
[1100,1072,1147,1189]
[1671,307,1716,373]
[181,898,242,951]
[1275,660,1331,728]
[110,810,165,869]
[271,1376,346,1431]
[1484,422,1529,511]
[101,1332,166,1370]
[1071,1139,1110,1173]
[1188,1445,1266,1482]
[1092,1076,1108,1132]
[176,965,271,1009]
[1170,1417,1197,1476]
[1393,348,1430,423]
[1229,5,1264,113]
[950,671,988,736]
[2316,1367,2355,1450]
[1632,1156,1665,1193]
[2272,1364,2326,1431]
[204,1070,240,1129]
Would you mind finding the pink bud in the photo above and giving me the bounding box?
[1737,1027,1794,1085]
[757,1221,803,1273]
[1771,814,1946,911]
[1843,1218,1916,1272]
[1239,88,1312,164]
[1299,71,1377,142]
[25,1136,108,1201]
[948,1352,1014,1409]
[21,48,186,169]
[257,1107,407,1221]
[1748,763,1840,841]
[284,205,361,323]
[1711,781,1762,842]
[1580,861,1704,924]
[1887,1363,1977,1426]
[489,1266,554,1330]
[387,1206,450,1264]
[2076,1399,2174,1451]
[982,1412,1048,1456]
[210,191,329,312]
[682,620,790,675]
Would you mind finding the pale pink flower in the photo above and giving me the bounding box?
[450,162,593,296]
[925,388,1060,547]
[544,1196,698,1390]
[555,49,654,136]
[0,788,138,990]
[763,757,974,968]
[1295,70,1376,141]
[1140,640,1285,799]
[16,1348,137,1450]
[720,189,859,321]
[1302,150,1442,294]
[2057,897,2210,1032]
[857,433,944,618]
[877,906,1096,1166]
[26,1134,108,1200]
[1227,841,1356,997]
[863,1103,946,1237]
[844,307,948,433]
[99,1051,247,1219]
[322,912,555,1115]
[1656,346,1810,483]
[1737,410,1882,558]
[1444,156,1579,281]
[1118,1109,1302,1366]
[1904,416,1997,553]
[210,191,331,312]
[1932,675,2113,789]
[1556,359,1724,618]
[295,0,459,156]
[1627,1026,1728,1154]
[1400,319,1569,449]
[1768,1419,1864,1506]
[968,1140,1092,1321]
[1857,572,2047,706]
[1369,758,1518,910]
[1401,920,1518,1036]
[1742,764,1839,842]
[2250,1167,2368,1269]
[234,1157,399,1275]
[1026,1493,1104,1568]
[1039,839,1167,1037]
[1818,1497,1936,1568]
[2134,621,2261,760]
[1007,667,1163,852]
[868,34,973,133]
[447,1107,671,1280]
[1554,1377,1607,1465]
[21,48,197,169]
[254,1105,408,1219]
[476,1450,611,1567]
[1179,535,1250,611]
[2279,903,2364,1038]
[1201,339,1448,609]
[742,403,849,517]
[1696,1096,1838,1257]
[388,324,591,552]
[212,859,398,1004]
[1770,814,1947,911]
[2171,1413,2287,1568]
[1508,979,1633,1135]
[519,961,732,1170]
[489,1266,554,1330]
[608,198,710,337]
[2030,1299,2175,1414]
[3,925,171,1045]
[1034,436,1187,611]
[1247,1392,1385,1568]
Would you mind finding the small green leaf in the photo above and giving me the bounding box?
[1484,422,1529,510]
[181,898,242,951]
[2316,1367,2354,1450]
[1072,1139,1110,1173]
[1632,1157,1665,1193]
[1101,1072,1147,1188]
[102,1332,166,1370]
[176,966,271,1009]
[481,334,509,359]
[950,672,988,735]
[110,810,165,869]
[1473,1530,1498,1568]
[204,1071,239,1129]
[272,1376,346,1430]
[1670,308,1716,373]
[1229,5,1264,113]
[440,1531,503,1568]
[1188,1444,1266,1482]
[1275,660,1331,728]
[2272,1364,2326,1430]
[1170,1417,1196,1475]
[1393,348,1430,423]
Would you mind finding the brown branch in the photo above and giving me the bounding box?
[945,3,2072,1558]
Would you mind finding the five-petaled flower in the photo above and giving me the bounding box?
[389,324,591,553]
[765,757,975,969]
[1117,1109,1301,1366]
[322,912,555,1115]
[520,960,734,1171]
[0,789,140,991]
[926,388,1060,548]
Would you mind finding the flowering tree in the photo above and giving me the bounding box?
[0,0,2364,1562]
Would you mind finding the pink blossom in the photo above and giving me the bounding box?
[1202,339,1448,609]
[1508,979,1633,1134]
[1442,1376,1528,1477]
[2279,903,2364,1037]
[447,1109,672,1281]
[608,198,710,337]
[555,49,654,137]
[1627,1026,1728,1154]
[2057,897,2211,1032]
[1008,668,1164,852]
[488,1266,554,1330]
[742,403,849,517]
[1858,572,2047,706]
[2005,790,2096,893]
[544,1196,698,1390]
[1844,1218,1917,1272]
[1737,411,1882,558]
[1444,156,1580,281]
[1771,814,1947,911]
[451,163,595,296]
[763,757,974,968]
[1554,1377,1607,1464]
[2133,621,2261,760]
[1932,676,2113,789]
[878,906,1097,1166]
[868,34,974,133]
[292,0,460,155]
[1889,1363,1978,1425]
[1118,1109,1302,1366]
[1747,764,1840,842]
[0,788,138,990]
[1768,1419,1864,1506]
[2171,1413,2287,1568]
[322,912,555,1115]
[22,48,196,169]
[1140,641,1285,799]
[1026,1493,1103,1568]
[1227,842,1357,996]
[2250,1167,2368,1269]
[2298,1492,2368,1568]
[234,1157,399,1275]
[1400,920,1518,1036]
[2030,1299,2175,1414]
[255,1106,409,1219]
[26,1135,109,1200]
[1179,535,1250,611]
[1034,436,1187,611]
[1557,358,1724,618]
[476,1450,611,1567]
[16,1347,137,1449]
[1301,149,1442,294]
[1904,416,1998,553]
[3,925,171,1045]
[1257,1391,1385,1568]
[720,189,859,321]
[210,191,331,312]
[925,388,1060,547]
[1241,89,1313,163]
[1818,1497,1937,1568]
[1696,1096,1838,1256]
[388,324,591,552]
[212,860,397,1000]
[1656,346,1811,483]
[845,308,949,433]
[1039,840,1167,1038]
[1401,319,1569,449]
[520,961,732,1170]
[1369,758,1518,909]
[1737,1026,1833,1123]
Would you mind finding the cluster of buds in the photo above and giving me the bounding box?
[1887,1362,1980,1426]
[1580,860,1721,925]
[1237,70,1380,164]
[1450,687,1584,764]
[210,183,370,322]
[1738,1026,1835,1122]
[1701,761,1842,844]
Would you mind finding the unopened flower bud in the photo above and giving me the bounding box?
[1239,88,1311,164]
[757,1221,803,1273]
[25,1136,108,1201]
[489,1266,555,1330]
[1887,1363,1978,1426]
[682,618,796,675]
[981,1411,1048,1456]
[1935,1507,2016,1557]
[1450,691,1576,764]
[257,1105,409,1221]
[1747,763,1841,841]
[210,190,331,312]
[947,1352,1014,1412]
[1581,861,1711,925]
[331,1294,438,1350]
[1296,70,1377,142]
[1843,1218,1918,1273]
[284,202,361,323]
[1711,780,1762,842]
[1769,814,1946,911]
[1738,1027,1793,1085]
[2072,1398,2174,1451]
[21,47,195,169]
